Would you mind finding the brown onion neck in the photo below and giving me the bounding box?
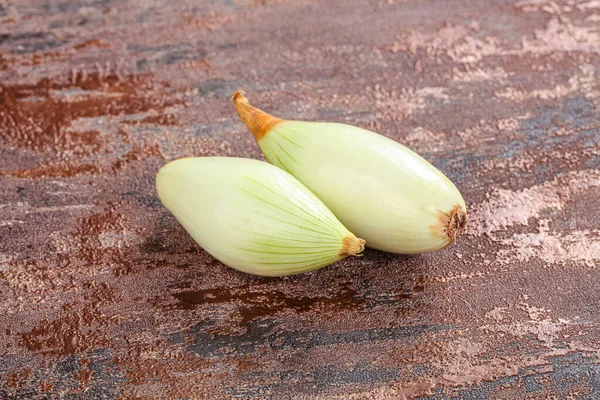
[339,235,366,258]
[233,90,282,141]
[442,205,467,244]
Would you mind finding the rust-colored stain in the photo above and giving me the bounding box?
[0,161,100,179]
[74,39,111,50]
[172,283,366,326]
[1,0,600,399]
[0,73,175,152]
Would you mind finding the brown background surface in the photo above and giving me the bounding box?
[1,0,600,399]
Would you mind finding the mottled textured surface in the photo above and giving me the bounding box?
[1,0,599,399]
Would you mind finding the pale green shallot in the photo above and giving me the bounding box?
[233,91,467,254]
[156,157,365,276]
